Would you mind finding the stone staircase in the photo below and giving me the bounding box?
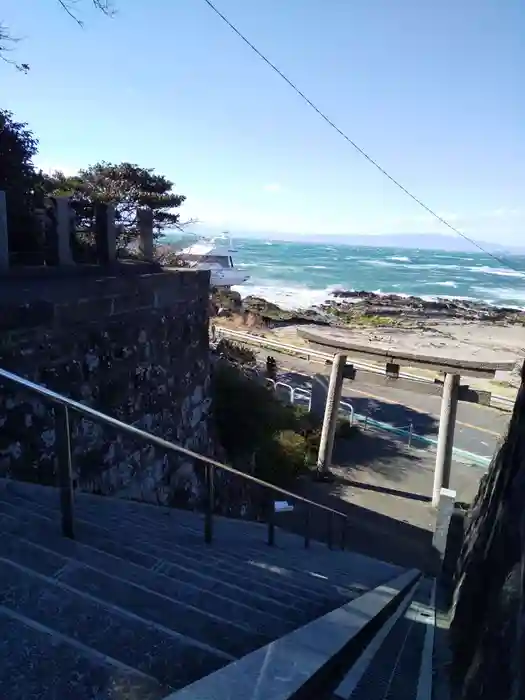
[0,479,434,699]
[333,576,434,700]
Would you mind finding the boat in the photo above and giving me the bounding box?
[177,233,250,288]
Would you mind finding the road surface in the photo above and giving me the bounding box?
[256,350,510,461]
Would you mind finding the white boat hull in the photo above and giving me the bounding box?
[210,269,250,287]
[177,234,250,288]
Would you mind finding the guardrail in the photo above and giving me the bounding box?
[215,326,516,412]
[264,370,491,469]
[0,366,349,550]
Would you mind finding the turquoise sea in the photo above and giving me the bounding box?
[167,235,525,310]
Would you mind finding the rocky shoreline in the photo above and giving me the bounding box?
[212,287,525,329]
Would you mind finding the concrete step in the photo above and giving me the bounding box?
[0,485,342,606]
[0,532,271,657]
[0,607,168,700]
[334,578,434,700]
[60,499,347,603]
[0,558,230,690]
[0,482,394,594]
[0,498,304,626]
[0,509,288,637]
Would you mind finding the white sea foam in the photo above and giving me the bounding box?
[421,294,477,303]
[432,281,457,288]
[467,265,525,278]
[363,260,397,267]
[473,286,525,304]
[364,260,464,271]
[232,282,344,310]
[409,263,462,271]
[306,265,329,270]
[389,256,411,262]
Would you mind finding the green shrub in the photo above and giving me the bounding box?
[211,361,359,492]
[255,430,308,488]
[215,338,256,365]
[211,361,295,460]
[211,361,316,490]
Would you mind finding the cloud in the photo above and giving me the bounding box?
[263,183,282,193]
[485,207,522,219]
[33,162,79,177]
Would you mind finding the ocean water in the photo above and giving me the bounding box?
[231,239,525,310]
[166,235,525,311]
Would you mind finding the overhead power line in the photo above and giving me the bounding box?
[201,0,523,275]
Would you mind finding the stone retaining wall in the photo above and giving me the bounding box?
[450,362,524,699]
[0,263,212,506]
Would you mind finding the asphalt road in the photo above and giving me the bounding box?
[257,350,511,461]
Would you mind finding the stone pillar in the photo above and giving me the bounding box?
[432,487,457,569]
[317,353,347,474]
[0,190,8,272]
[432,372,460,506]
[137,207,154,261]
[55,197,74,266]
[95,202,116,263]
[310,373,329,421]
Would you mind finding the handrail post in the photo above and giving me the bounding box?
[204,463,214,544]
[408,421,413,448]
[0,190,9,272]
[304,508,310,549]
[55,405,75,539]
[267,495,275,546]
[327,512,333,550]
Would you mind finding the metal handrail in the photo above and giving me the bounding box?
[0,366,348,549]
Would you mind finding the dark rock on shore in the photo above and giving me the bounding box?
[242,296,329,326]
[330,289,525,324]
[211,287,524,328]
[211,289,329,327]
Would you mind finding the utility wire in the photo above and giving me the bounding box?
[202,0,523,275]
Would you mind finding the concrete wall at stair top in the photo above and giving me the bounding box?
[0,263,212,506]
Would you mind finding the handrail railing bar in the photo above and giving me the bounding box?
[0,366,347,521]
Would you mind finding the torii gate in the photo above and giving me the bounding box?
[298,327,514,506]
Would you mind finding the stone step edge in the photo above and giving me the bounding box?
[0,495,301,616]
[39,500,346,601]
[162,568,422,700]
[0,478,336,554]
[0,479,384,583]
[0,509,285,634]
[0,603,168,690]
[0,481,379,585]
[0,556,233,663]
[61,502,355,600]
[0,526,271,641]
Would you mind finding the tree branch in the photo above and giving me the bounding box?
[1,1,116,69]
[56,0,116,27]
[0,24,29,72]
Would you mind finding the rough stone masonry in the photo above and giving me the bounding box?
[0,263,213,507]
[450,360,525,700]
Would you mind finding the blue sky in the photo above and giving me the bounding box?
[2,0,524,243]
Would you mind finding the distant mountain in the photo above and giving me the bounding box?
[169,227,524,254]
[303,233,524,254]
